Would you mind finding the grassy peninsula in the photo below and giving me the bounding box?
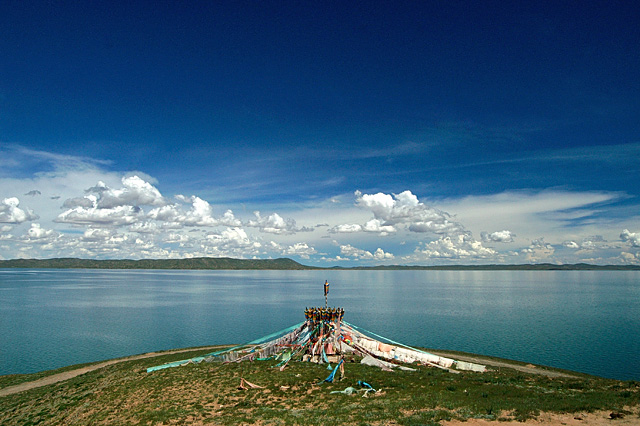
[1,257,639,270]
[1,347,638,425]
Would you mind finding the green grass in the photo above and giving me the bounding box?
[1,351,638,425]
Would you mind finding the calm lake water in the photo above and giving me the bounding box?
[0,269,638,380]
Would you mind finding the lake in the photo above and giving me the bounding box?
[0,269,638,380]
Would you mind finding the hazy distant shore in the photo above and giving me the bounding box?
[0,257,639,271]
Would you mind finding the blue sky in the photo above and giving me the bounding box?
[1,1,639,265]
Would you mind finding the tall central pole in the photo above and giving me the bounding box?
[324,280,329,308]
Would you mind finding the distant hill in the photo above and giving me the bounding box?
[346,262,640,271]
[0,258,639,270]
[0,257,313,270]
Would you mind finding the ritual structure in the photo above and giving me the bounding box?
[147,281,486,375]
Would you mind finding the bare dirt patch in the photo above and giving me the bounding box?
[443,406,640,426]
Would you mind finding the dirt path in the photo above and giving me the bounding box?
[429,350,579,378]
[0,346,226,397]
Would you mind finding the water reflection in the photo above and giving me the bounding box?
[0,269,638,380]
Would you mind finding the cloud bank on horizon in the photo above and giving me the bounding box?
[1,3,638,265]
[0,147,637,265]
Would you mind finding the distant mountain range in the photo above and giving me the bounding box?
[0,257,638,270]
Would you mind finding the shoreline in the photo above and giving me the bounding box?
[2,257,640,270]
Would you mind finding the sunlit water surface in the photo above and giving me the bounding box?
[1,269,638,380]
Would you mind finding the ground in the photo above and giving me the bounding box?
[1,346,638,425]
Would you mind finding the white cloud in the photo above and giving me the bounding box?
[129,221,159,234]
[339,244,394,261]
[1,145,637,265]
[219,209,242,227]
[248,211,311,234]
[180,196,219,226]
[94,176,166,208]
[363,219,396,235]
[25,223,56,240]
[148,196,232,227]
[355,190,462,234]
[163,233,192,245]
[373,247,395,260]
[57,204,143,227]
[63,196,96,208]
[621,229,640,247]
[481,230,515,243]
[619,252,640,264]
[563,241,580,249]
[284,242,317,259]
[0,197,39,223]
[580,235,609,250]
[438,190,624,246]
[56,177,167,227]
[206,227,261,250]
[412,234,496,260]
[81,228,116,242]
[330,223,363,233]
[521,238,555,262]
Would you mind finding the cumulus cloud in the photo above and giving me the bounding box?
[521,238,555,262]
[413,234,496,260]
[329,223,362,233]
[219,210,242,227]
[284,242,317,259]
[580,235,608,250]
[620,229,640,247]
[206,227,262,253]
[619,252,640,264]
[563,241,580,249]
[0,225,14,241]
[363,219,396,235]
[481,230,515,243]
[3,145,637,265]
[95,176,166,208]
[81,228,116,242]
[163,233,193,245]
[248,211,311,234]
[340,244,395,261]
[148,196,230,227]
[129,222,159,234]
[57,204,143,226]
[84,181,109,194]
[373,247,395,260]
[57,176,166,227]
[63,196,96,208]
[355,190,463,234]
[0,197,39,223]
[26,223,55,240]
[57,177,241,231]
[563,235,610,251]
